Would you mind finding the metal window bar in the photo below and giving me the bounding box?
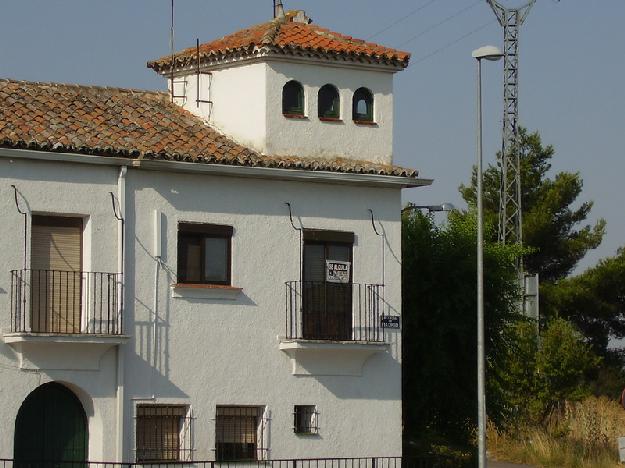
[214,406,268,462]
[9,269,123,335]
[293,406,319,435]
[285,281,385,342]
[135,405,194,463]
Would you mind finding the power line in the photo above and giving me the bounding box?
[367,0,439,40]
[411,19,498,65]
[399,0,483,48]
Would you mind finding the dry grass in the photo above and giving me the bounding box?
[487,397,625,468]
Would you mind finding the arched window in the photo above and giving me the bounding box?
[318,84,340,120]
[282,80,304,116]
[352,87,374,123]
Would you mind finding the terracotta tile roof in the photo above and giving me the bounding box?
[148,12,410,72]
[0,79,418,178]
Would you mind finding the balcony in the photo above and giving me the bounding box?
[4,269,129,370]
[280,281,389,376]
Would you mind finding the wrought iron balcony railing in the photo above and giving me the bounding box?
[285,281,385,342]
[9,269,123,335]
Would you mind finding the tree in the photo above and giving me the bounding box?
[499,318,601,421]
[460,128,605,283]
[542,248,625,354]
[458,128,624,356]
[402,210,521,452]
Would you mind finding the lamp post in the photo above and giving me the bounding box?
[472,45,503,468]
[402,202,455,214]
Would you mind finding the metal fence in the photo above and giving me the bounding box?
[10,269,123,335]
[285,282,385,342]
[0,456,461,468]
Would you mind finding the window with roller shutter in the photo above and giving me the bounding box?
[215,406,267,461]
[135,405,192,462]
[30,216,83,333]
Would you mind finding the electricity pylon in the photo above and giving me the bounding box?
[487,1,539,321]
[486,0,536,252]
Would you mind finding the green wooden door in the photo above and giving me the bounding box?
[14,382,88,467]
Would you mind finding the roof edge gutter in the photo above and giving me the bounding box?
[0,148,432,189]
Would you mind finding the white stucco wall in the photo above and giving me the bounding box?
[0,155,405,461]
[171,59,396,164]
[0,158,120,460]
[176,62,268,153]
[264,60,395,164]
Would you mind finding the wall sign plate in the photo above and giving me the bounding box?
[381,316,400,329]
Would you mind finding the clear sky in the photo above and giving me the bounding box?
[1,0,623,274]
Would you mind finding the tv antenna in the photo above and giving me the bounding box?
[168,0,186,103]
[486,0,535,253]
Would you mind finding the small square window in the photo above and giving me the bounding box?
[135,405,191,462]
[178,223,233,285]
[294,405,319,435]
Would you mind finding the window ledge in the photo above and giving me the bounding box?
[319,117,343,123]
[353,120,378,127]
[283,113,308,120]
[171,283,243,300]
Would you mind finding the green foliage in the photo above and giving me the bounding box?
[536,318,602,406]
[402,210,521,449]
[499,318,602,422]
[403,127,622,455]
[589,352,625,398]
[542,248,625,354]
[459,128,606,283]
[459,128,624,357]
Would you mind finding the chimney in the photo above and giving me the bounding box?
[289,10,312,24]
[273,0,285,19]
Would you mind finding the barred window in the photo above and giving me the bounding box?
[136,405,192,462]
[294,405,319,435]
[215,406,266,461]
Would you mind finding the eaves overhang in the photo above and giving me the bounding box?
[0,148,432,189]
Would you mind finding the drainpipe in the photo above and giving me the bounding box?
[151,210,163,399]
[115,166,127,462]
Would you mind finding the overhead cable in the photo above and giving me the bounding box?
[366,0,438,41]
[399,0,483,47]
[411,19,498,65]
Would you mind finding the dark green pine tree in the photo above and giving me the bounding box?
[460,128,605,283]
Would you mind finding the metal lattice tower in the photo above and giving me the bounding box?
[487,0,535,249]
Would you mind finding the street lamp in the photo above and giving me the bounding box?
[402,202,456,214]
[473,44,503,468]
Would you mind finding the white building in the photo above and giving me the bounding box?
[0,8,430,464]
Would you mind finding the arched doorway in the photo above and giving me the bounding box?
[14,382,88,465]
